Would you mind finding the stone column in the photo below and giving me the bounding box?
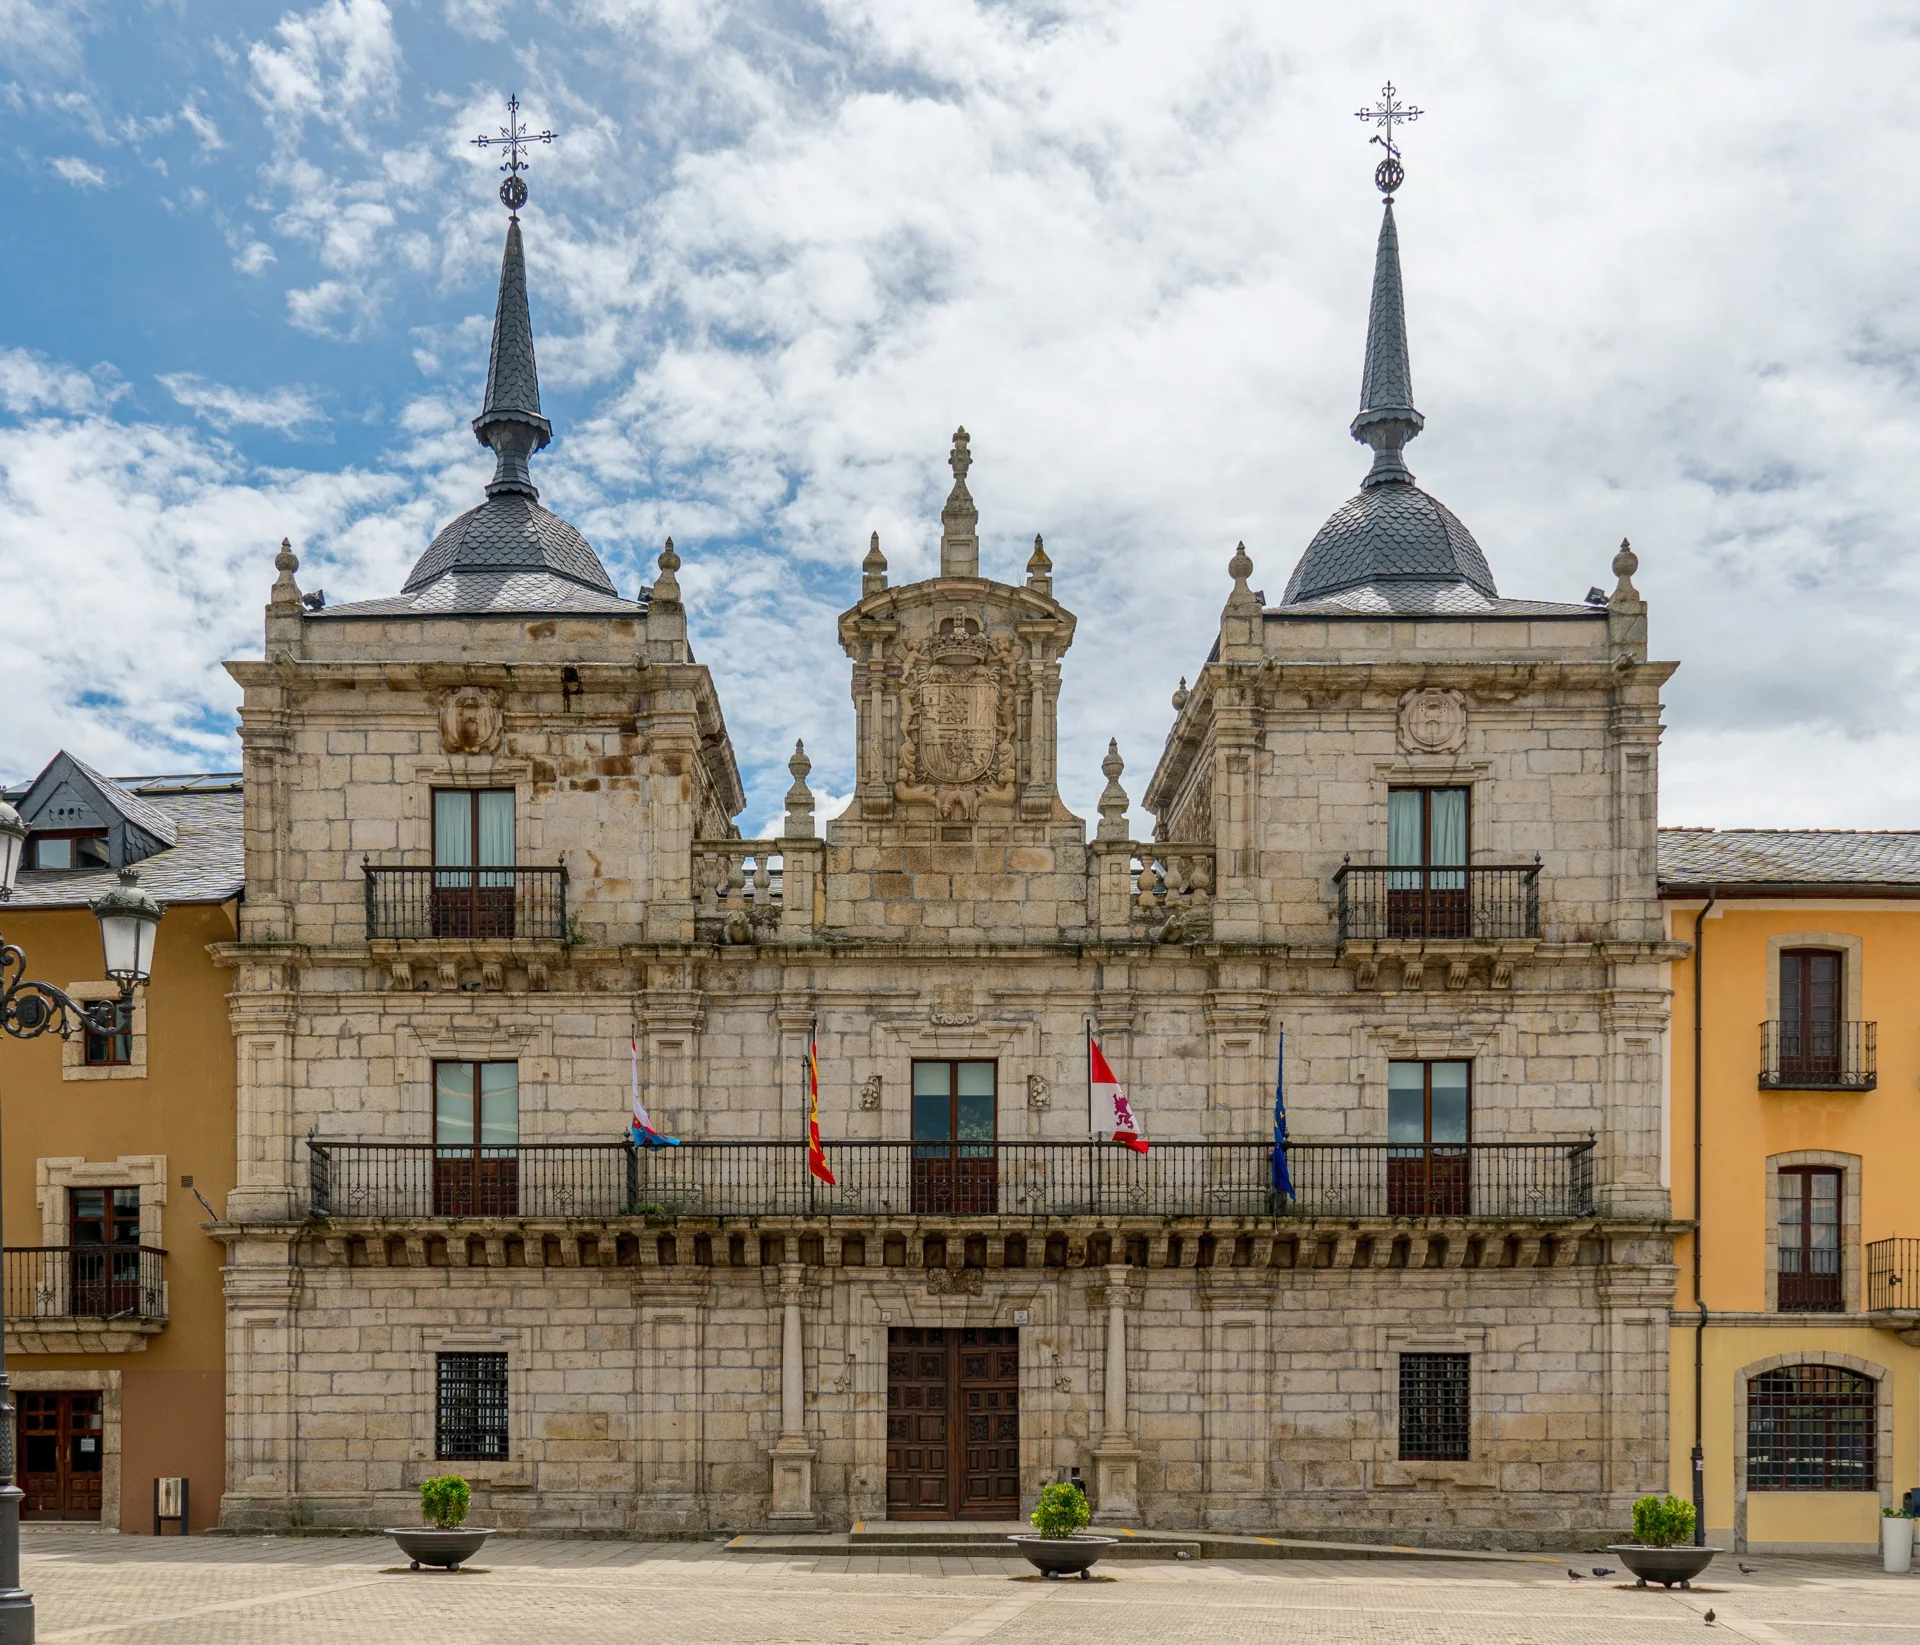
[768,1260,817,1524]
[1091,1266,1139,1522]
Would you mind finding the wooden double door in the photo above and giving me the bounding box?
[19,1393,103,1521]
[885,1327,1019,1519]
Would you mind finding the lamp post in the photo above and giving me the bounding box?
[0,800,162,1642]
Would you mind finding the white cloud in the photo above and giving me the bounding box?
[234,239,276,275]
[180,95,223,151]
[0,349,117,415]
[158,374,324,435]
[247,0,401,135]
[48,154,105,187]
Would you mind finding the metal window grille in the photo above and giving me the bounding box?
[1747,1364,1876,1491]
[1399,1352,1470,1461]
[436,1352,509,1462]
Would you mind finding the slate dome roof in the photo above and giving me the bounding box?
[1283,481,1495,605]
[404,491,616,596]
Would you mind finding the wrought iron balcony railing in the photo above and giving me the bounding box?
[1866,1238,1920,1312]
[1334,863,1541,943]
[1760,1020,1876,1090]
[362,863,568,942]
[307,1139,1594,1222]
[3,1245,167,1322]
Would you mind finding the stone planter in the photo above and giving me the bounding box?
[1606,1544,1721,1589]
[386,1526,495,1571]
[1882,1516,1914,1574]
[1009,1535,1117,1578]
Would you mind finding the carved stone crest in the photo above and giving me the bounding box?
[859,1074,883,1111]
[1026,1073,1051,1110]
[930,985,976,1026]
[894,614,1018,818]
[439,686,504,755]
[1397,688,1467,754]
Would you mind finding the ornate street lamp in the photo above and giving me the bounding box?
[0,797,164,1640]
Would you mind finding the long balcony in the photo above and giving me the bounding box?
[307,1139,1595,1222]
[1334,864,1541,943]
[362,863,568,942]
[2,1245,167,1352]
[1760,1021,1876,1091]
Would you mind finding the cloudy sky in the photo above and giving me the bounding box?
[1,1,1916,832]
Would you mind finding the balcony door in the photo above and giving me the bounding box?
[911,1062,997,1215]
[68,1187,140,1318]
[1387,1060,1471,1216]
[18,1393,103,1521]
[1778,1166,1843,1311]
[1388,787,1469,938]
[1779,951,1842,1083]
[434,1062,520,1216]
[433,789,516,938]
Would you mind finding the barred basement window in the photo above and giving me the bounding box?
[436,1353,509,1461]
[1399,1352,1470,1461]
[1747,1364,1876,1491]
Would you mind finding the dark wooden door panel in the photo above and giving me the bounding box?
[19,1392,103,1521]
[887,1326,1019,1519]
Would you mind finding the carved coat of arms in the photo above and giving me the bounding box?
[894,615,1018,817]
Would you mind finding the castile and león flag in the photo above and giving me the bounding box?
[1088,1026,1150,1154]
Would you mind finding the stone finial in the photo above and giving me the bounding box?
[1225,541,1258,610]
[653,537,683,608]
[1172,677,1189,712]
[1610,537,1640,605]
[782,739,816,839]
[939,425,979,579]
[1096,739,1130,841]
[1026,533,1052,597]
[268,537,303,611]
[861,531,888,597]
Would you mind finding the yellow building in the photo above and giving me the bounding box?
[1664,829,1920,1553]
[0,755,239,1532]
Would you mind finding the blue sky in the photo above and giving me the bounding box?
[5,1,1920,832]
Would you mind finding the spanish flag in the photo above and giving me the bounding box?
[806,1023,835,1185]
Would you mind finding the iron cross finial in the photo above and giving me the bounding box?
[1354,80,1422,200]
[472,93,557,216]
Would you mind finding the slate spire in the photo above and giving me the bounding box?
[473,215,553,499]
[1349,200,1424,489]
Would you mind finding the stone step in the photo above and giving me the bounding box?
[726,1525,1538,1564]
[729,1531,1198,1560]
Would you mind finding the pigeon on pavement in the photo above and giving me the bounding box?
[1567,1569,1585,1579]
[1739,1564,1757,1575]
[1705,1610,1716,1624]
[1592,1567,1616,1577]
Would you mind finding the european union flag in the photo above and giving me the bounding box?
[1271,1030,1294,1201]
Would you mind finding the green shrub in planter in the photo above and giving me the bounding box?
[1630,1493,1696,1548]
[1029,1481,1092,1540]
[419,1475,472,1531]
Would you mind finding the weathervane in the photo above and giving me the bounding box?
[471,93,557,216]
[1353,80,1422,200]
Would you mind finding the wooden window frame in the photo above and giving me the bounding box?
[431,1061,521,1218]
[909,1061,998,1216]
[1777,1165,1844,1313]
[430,788,517,939]
[1385,1060,1472,1217]
[81,1001,132,1068]
[24,830,108,872]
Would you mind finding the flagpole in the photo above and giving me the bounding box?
[807,1017,817,1216]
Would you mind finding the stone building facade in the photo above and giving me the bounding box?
[212,179,1682,1545]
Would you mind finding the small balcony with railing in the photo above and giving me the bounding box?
[1759,1020,1876,1091]
[1334,862,1542,945]
[1866,1239,1920,1337]
[3,1245,167,1353]
[307,1137,1596,1225]
[362,862,569,942]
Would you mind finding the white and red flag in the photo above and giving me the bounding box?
[1089,1031,1149,1154]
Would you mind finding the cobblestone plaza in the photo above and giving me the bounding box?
[17,1529,1915,1645]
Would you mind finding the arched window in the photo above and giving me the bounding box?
[1747,1365,1876,1491]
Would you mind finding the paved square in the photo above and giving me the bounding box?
[18,1529,1918,1644]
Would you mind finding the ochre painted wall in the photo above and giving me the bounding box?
[0,899,236,1532]
[1666,899,1920,1548]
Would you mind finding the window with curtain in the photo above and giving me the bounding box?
[431,789,517,937]
[1777,1166,1843,1312]
[432,1062,521,1216]
[1386,788,1469,936]
[910,1061,998,1215]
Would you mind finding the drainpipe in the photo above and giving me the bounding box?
[1691,887,1717,1546]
